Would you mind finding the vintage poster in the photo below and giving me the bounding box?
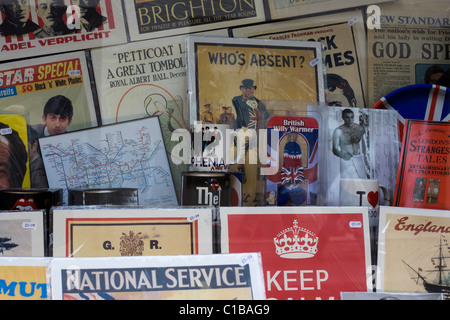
[50,253,266,300]
[0,114,30,188]
[187,36,325,206]
[90,31,228,199]
[0,211,45,257]
[0,0,127,61]
[233,9,368,108]
[52,207,214,257]
[0,258,51,300]
[0,51,98,188]
[39,117,178,206]
[265,114,320,206]
[320,106,400,208]
[123,0,265,41]
[264,0,391,21]
[220,206,372,300]
[377,206,450,298]
[367,0,450,106]
[187,36,325,127]
[393,119,450,210]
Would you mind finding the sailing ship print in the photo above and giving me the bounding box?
[403,235,450,299]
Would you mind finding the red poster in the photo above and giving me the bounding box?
[394,120,450,210]
[220,207,371,300]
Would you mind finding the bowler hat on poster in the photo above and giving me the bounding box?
[240,79,257,89]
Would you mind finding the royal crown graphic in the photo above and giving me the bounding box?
[273,220,319,259]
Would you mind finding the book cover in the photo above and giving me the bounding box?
[394,119,450,210]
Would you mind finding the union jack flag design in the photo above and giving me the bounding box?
[280,167,305,185]
[373,84,450,139]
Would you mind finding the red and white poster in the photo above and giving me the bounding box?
[220,206,372,300]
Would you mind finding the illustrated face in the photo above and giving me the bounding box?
[242,86,255,99]
[43,113,72,135]
[36,0,66,27]
[2,0,31,24]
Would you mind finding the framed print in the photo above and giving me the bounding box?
[393,119,450,210]
[0,211,45,257]
[265,112,321,206]
[264,0,392,21]
[0,258,51,300]
[187,36,325,127]
[233,9,368,108]
[377,206,450,297]
[52,207,214,257]
[220,206,372,300]
[123,0,265,41]
[0,0,127,61]
[39,117,177,206]
[50,253,266,300]
[341,291,444,300]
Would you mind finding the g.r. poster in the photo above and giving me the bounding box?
[220,206,372,300]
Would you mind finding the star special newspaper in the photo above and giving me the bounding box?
[220,206,372,300]
[394,119,450,210]
[123,0,265,41]
[50,253,266,300]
